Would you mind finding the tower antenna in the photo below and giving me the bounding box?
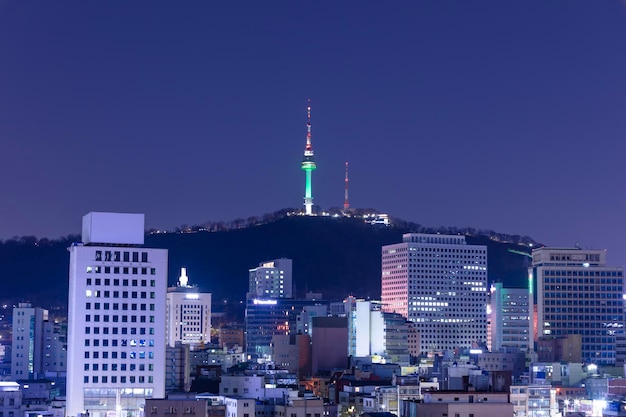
[343,161,350,211]
[301,99,317,215]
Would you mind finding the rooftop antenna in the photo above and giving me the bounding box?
[343,161,350,211]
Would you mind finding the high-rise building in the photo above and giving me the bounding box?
[248,258,293,299]
[489,283,531,352]
[531,247,624,365]
[11,303,47,379]
[11,304,67,380]
[381,233,488,355]
[66,212,168,417]
[166,267,211,347]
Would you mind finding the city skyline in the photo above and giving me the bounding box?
[1,2,626,265]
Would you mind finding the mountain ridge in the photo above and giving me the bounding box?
[0,211,536,310]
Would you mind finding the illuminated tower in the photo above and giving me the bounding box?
[343,161,350,211]
[301,100,317,215]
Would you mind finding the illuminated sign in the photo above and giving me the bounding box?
[253,299,277,305]
[185,294,199,300]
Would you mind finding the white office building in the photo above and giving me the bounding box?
[11,303,47,379]
[489,283,531,352]
[531,247,625,365]
[381,233,488,355]
[66,212,168,417]
[349,300,410,365]
[248,258,292,299]
[166,267,211,347]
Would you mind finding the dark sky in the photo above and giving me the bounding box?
[2,2,626,265]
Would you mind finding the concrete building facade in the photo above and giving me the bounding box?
[11,304,47,379]
[381,234,488,355]
[66,212,168,417]
[350,301,409,365]
[489,283,531,352]
[166,268,211,347]
[312,317,348,374]
[248,258,293,299]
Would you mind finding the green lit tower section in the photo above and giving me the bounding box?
[301,101,316,215]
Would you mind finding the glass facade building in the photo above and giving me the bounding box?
[531,247,624,365]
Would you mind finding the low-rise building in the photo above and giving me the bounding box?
[400,391,514,417]
[0,382,21,417]
[510,385,559,417]
[146,398,212,417]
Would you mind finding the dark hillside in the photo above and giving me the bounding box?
[0,215,534,310]
[146,216,403,302]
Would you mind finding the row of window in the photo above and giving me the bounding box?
[150,406,198,415]
[542,292,622,300]
[85,326,155,335]
[85,338,154,347]
[87,266,156,275]
[542,270,622,278]
[86,291,156,300]
[543,285,622,291]
[84,351,154,359]
[545,306,621,313]
[84,363,154,371]
[83,375,153,384]
[86,314,154,323]
[95,250,148,263]
[86,302,156,311]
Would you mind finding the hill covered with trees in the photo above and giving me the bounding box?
[0,211,536,311]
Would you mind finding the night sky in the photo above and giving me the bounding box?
[2,2,626,265]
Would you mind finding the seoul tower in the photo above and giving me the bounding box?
[301,100,317,215]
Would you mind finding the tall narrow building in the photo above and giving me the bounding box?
[11,303,48,379]
[489,283,531,352]
[381,233,488,356]
[531,247,624,365]
[66,212,168,417]
[301,101,317,215]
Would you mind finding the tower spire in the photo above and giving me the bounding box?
[301,99,317,215]
[344,161,350,211]
[306,100,312,151]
